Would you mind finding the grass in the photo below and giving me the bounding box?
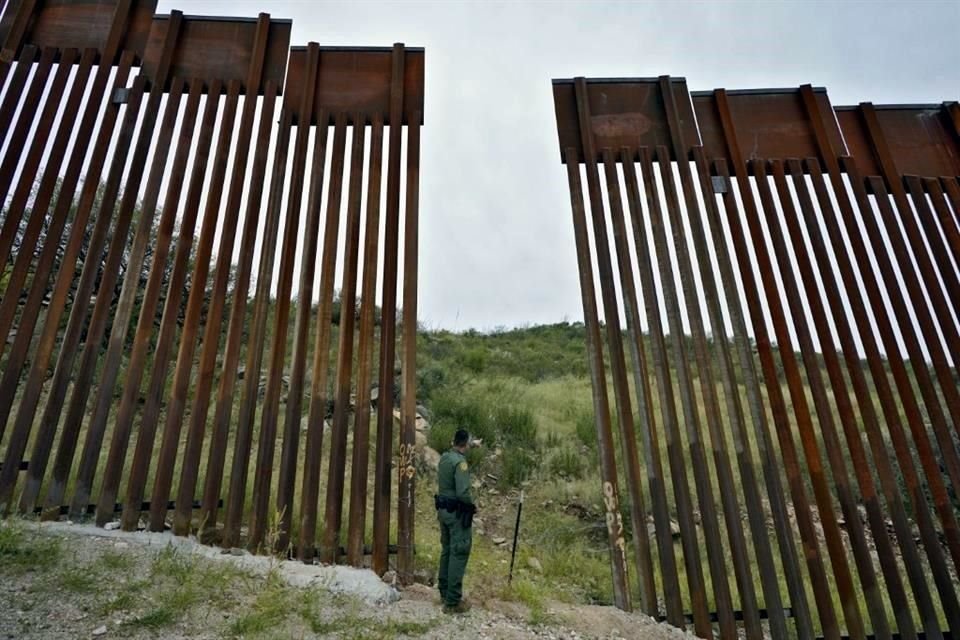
[1,520,441,638]
[228,570,295,636]
[0,521,61,574]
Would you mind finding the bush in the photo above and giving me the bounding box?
[501,447,537,487]
[427,421,456,453]
[543,430,561,449]
[430,392,495,445]
[494,405,537,450]
[548,447,584,479]
[575,411,597,450]
[416,364,447,402]
[459,347,487,375]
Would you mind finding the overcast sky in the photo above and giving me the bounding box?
[157,0,959,331]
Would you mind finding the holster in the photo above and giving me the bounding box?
[459,502,477,529]
[434,494,459,513]
[435,494,476,528]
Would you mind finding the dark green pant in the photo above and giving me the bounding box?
[437,509,472,606]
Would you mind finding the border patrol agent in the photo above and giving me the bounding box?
[435,428,476,613]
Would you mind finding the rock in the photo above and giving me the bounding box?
[527,557,543,573]
[382,570,397,586]
[416,404,432,421]
[418,446,440,472]
[229,547,246,556]
[670,520,681,537]
[492,536,507,546]
[412,568,434,586]
[92,626,107,636]
[104,522,120,531]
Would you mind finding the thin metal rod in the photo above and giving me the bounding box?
[247,43,321,551]
[838,156,960,630]
[620,150,688,628]
[173,15,272,536]
[344,114,385,566]
[0,51,136,515]
[758,160,892,639]
[659,76,764,640]
[0,44,37,145]
[149,80,240,533]
[691,147,792,640]
[38,76,190,518]
[397,110,421,582]
[784,158,940,638]
[371,42,406,576]
[272,104,329,552]
[111,77,222,532]
[563,146,631,611]
[652,145,736,637]
[0,47,86,357]
[0,46,56,268]
[573,76,649,617]
[0,47,124,448]
[222,108,292,549]
[296,105,345,560]
[594,150,658,616]
[320,114,364,564]
[0,70,148,515]
[200,82,279,534]
[712,87,841,640]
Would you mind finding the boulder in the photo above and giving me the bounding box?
[418,446,441,472]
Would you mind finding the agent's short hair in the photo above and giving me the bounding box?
[453,429,470,446]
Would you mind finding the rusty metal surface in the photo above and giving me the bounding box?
[554,76,960,639]
[0,0,422,574]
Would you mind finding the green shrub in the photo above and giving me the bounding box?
[575,411,597,450]
[416,364,447,402]
[501,447,537,487]
[548,447,584,479]
[0,522,61,574]
[494,405,537,450]
[427,421,456,453]
[543,430,561,449]
[459,347,487,374]
[430,392,495,444]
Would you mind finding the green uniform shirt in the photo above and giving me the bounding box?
[437,449,472,505]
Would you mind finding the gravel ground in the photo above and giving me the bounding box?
[0,521,693,639]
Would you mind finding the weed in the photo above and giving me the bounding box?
[100,591,137,615]
[494,405,537,450]
[97,549,134,571]
[0,521,61,574]
[229,569,293,636]
[543,430,561,449]
[574,411,597,451]
[130,605,176,629]
[59,566,98,593]
[506,578,551,625]
[500,447,537,487]
[548,447,584,479]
